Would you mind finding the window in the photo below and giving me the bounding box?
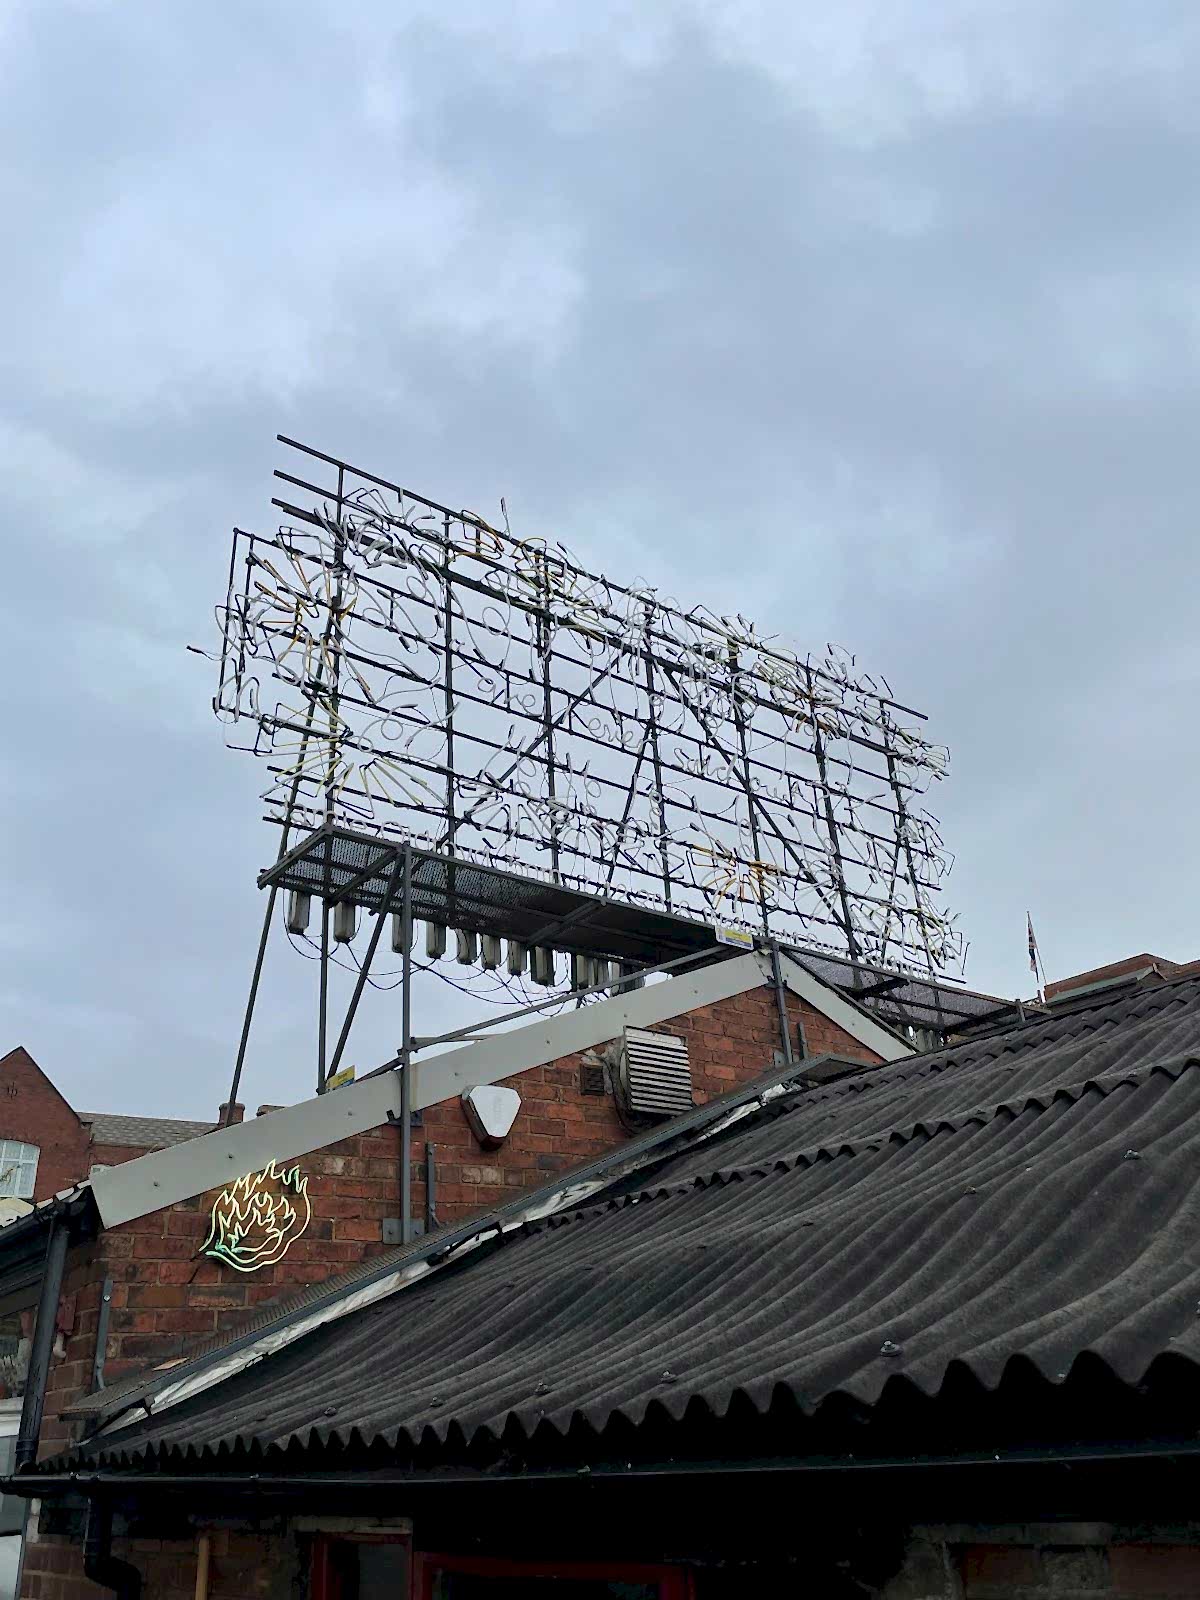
[311,1536,410,1600]
[0,1145,38,1201]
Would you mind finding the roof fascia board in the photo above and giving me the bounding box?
[89,1073,403,1230]
[410,952,765,1110]
[772,953,912,1061]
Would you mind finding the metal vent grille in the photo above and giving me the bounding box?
[619,1027,693,1118]
[580,1062,607,1097]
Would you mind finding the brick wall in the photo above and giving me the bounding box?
[25,1518,1200,1600]
[35,979,884,1463]
[412,983,881,1227]
[881,1528,1200,1598]
[23,1523,298,1600]
[0,1048,92,1201]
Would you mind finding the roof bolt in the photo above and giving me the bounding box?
[535,1381,551,1395]
[1123,1149,1141,1161]
[661,1369,678,1384]
[323,1406,338,1417]
[965,1186,978,1195]
[879,1340,902,1357]
[429,1397,443,1408]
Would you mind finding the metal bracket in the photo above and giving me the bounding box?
[91,1277,113,1393]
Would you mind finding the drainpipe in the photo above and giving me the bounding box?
[15,1218,69,1468]
[84,1500,142,1600]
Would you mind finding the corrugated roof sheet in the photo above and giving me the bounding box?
[82,1113,216,1150]
[67,972,1200,1472]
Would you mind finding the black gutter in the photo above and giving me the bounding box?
[16,1217,69,1467]
[14,1439,1200,1499]
[84,1501,141,1600]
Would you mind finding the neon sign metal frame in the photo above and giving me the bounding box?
[215,437,959,975]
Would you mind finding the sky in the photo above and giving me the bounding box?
[3,1,1199,1117]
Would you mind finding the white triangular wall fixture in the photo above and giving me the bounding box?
[462,1084,522,1147]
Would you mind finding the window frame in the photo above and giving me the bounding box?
[310,1533,411,1600]
[412,1551,694,1600]
[0,1143,39,1201]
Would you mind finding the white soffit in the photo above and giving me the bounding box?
[90,1072,403,1230]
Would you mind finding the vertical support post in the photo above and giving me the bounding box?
[400,843,414,1243]
[225,886,277,1125]
[425,1142,437,1235]
[442,515,458,857]
[804,661,862,972]
[325,851,404,1087]
[228,452,346,1122]
[317,900,330,1096]
[642,603,673,910]
[324,463,346,831]
[881,708,941,1009]
[728,644,770,935]
[16,1220,69,1467]
[537,552,561,882]
[767,940,799,1064]
[316,464,347,1098]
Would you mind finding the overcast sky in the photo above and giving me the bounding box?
[3,1,1199,1117]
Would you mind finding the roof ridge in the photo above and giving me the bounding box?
[774,978,1200,1116]
[594,1054,1200,1210]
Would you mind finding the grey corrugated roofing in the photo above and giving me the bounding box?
[67,972,1200,1472]
[81,1113,216,1150]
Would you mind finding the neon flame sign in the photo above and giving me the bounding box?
[202,1160,312,1273]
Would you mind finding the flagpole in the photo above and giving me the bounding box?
[1027,912,1046,1004]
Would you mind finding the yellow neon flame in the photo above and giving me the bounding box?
[201,1160,312,1273]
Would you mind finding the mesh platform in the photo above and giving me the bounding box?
[259,826,721,965]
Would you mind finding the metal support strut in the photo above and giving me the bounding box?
[767,940,801,1066]
[399,844,414,1244]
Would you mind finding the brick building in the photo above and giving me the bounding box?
[0,1047,230,1208]
[8,964,1200,1598]
[0,947,900,1466]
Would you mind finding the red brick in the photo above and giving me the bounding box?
[333,1218,382,1242]
[960,1545,1040,1592]
[1110,1543,1200,1594]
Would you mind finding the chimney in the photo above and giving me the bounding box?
[218,1102,245,1126]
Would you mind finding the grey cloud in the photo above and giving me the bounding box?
[2,1,1199,1113]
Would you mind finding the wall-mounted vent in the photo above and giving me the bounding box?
[579,1061,607,1096]
[617,1027,693,1118]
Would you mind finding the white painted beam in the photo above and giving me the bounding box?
[90,1073,403,1230]
[410,954,765,1110]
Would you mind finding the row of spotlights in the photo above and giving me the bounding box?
[284,891,644,994]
